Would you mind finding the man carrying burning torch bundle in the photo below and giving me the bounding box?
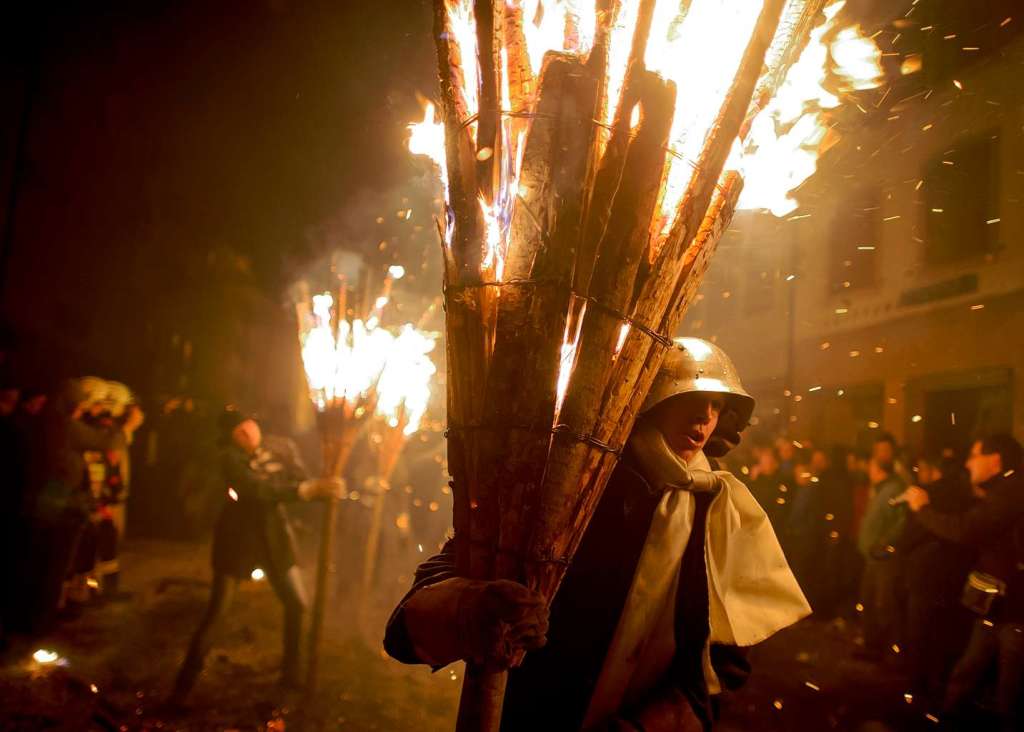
[170,407,344,704]
[385,338,809,730]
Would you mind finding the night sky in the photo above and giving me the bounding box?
[0,0,441,404]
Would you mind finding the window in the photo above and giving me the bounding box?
[828,187,880,293]
[921,134,999,265]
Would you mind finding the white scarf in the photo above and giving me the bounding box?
[584,421,810,726]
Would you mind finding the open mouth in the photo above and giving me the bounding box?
[681,430,705,449]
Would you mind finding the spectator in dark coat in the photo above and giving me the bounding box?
[900,453,975,704]
[170,408,343,703]
[905,434,1024,731]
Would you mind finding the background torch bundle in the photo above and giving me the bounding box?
[296,282,437,691]
[412,0,837,726]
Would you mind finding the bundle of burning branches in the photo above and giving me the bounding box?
[296,280,437,691]
[408,0,847,727]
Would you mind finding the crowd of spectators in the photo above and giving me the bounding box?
[736,428,1024,729]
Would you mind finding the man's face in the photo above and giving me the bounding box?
[965,440,1001,486]
[775,437,795,461]
[232,419,262,453]
[810,450,829,474]
[873,440,895,464]
[647,391,723,462]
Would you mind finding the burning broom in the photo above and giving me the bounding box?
[296,279,437,692]
[405,0,871,728]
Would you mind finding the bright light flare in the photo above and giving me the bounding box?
[251,568,265,581]
[33,649,59,664]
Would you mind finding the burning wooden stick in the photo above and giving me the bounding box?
[408,1,834,728]
[297,290,394,693]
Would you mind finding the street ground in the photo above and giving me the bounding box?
[1,539,948,731]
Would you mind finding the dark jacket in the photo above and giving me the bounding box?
[901,475,976,602]
[384,453,749,731]
[211,437,308,578]
[914,469,1024,622]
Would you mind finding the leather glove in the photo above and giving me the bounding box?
[403,577,549,669]
[298,476,346,501]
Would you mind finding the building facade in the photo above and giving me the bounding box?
[688,28,1023,456]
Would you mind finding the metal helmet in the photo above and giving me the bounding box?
[639,337,755,427]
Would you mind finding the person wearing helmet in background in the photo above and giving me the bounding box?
[16,378,143,631]
[384,338,809,731]
[169,407,346,705]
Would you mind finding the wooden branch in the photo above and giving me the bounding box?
[434,0,482,280]
[574,0,658,297]
[479,55,601,582]
[526,71,675,599]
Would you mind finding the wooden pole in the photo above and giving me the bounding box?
[360,413,409,609]
[305,417,360,695]
[456,662,508,732]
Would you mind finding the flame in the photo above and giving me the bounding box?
[446,0,479,136]
[555,305,586,412]
[376,325,438,435]
[408,101,448,205]
[735,0,883,216]
[598,0,634,158]
[480,197,506,280]
[412,0,882,277]
[646,0,767,241]
[298,293,395,411]
[521,0,595,75]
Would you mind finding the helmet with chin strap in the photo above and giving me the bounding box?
[639,337,755,457]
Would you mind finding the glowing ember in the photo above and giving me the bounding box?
[33,649,59,664]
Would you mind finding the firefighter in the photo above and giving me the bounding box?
[170,407,344,703]
[385,338,810,731]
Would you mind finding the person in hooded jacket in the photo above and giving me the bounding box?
[384,338,809,731]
